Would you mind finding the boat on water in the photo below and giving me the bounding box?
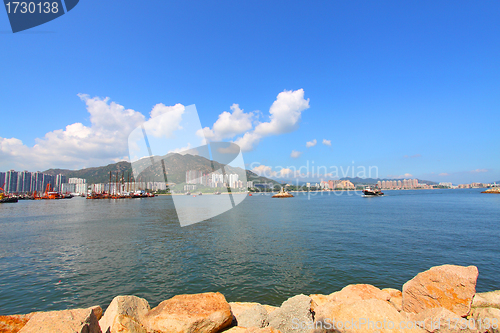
[362,186,384,197]
[0,188,18,203]
[198,192,203,196]
[214,191,221,195]
[272,187,294,198]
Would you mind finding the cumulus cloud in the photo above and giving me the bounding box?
[1,94,148,170]
[470,169,488,173]
[197,104,254,142]
[1,89,309,171]
[306,139,317,148]
[322,139,331,146]
[0,94,183,171]
[252,164,276,178]
[233,89,310,151]
[145,103,185,138]
[290,150,302,158]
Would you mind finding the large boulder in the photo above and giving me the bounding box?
[18,306,102,333]
[143,292,232,333]
[329,284,391,303]
[472,291,500,309]
[233,304,268,328]
[314,299,425,333]
[402,265,478,316]
[470,307,500,333]
[0,313,36,333]
[99,295,150,333]
[230,302,269,327]
[268,294,314,333]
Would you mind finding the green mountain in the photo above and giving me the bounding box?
[44,154,277,186]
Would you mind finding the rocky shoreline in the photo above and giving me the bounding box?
[1,265,499,333]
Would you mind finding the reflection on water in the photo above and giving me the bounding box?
[0,189,499,315]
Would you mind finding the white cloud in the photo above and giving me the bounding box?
[197,104,254,142]
[470,169,488,173]
[404,154,422,159]
[306,139,317,148]
[290,150,302,158]
[252,164,276,178]
[0,89,310,171]
[322,139,331,146]
[0,94,173,171]
[439,173,450,176]
[145,103,185,138]
[233,89,310,151]
[387,173,414,179]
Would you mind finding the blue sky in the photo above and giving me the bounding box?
[1,0,499,184]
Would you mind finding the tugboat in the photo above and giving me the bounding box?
[362,186,384,197]
[272,187,294,198]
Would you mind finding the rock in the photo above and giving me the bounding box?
[18,306,102,333]
[99,295,150,333]
[230,302,263,325]
[309,295,330,311]
[235,304,268,328]
[402,265,478,316]
[268,294,314,333]
[470,307,500,333]
[0,313,36,333]
[262,305,278,314]
[390,295,403,312]
[408,307,485,333]
[329,284,391,303]
[473,291,500,309]
[143,292,232,333]
[314,299,425,332]
[383,289,403,298]
[224,327,282,333]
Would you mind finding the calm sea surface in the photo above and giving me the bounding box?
[1,189,499,315]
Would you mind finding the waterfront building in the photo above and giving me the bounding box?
[229,174,239,188]
[17,171,32,193]
[5,170,18,193]
[0,172,5,189]
[247,181,254,188]
[32,172,44,192]
[55,174,67,192]
[335,180,355,189]
[68,178,87,194]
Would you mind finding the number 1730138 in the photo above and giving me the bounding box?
[5,2,59,14]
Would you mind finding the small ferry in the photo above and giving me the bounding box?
[362,186,384,197]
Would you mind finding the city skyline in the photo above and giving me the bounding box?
[1,1,499,184]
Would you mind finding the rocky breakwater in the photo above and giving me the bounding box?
[1,265,500,333]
